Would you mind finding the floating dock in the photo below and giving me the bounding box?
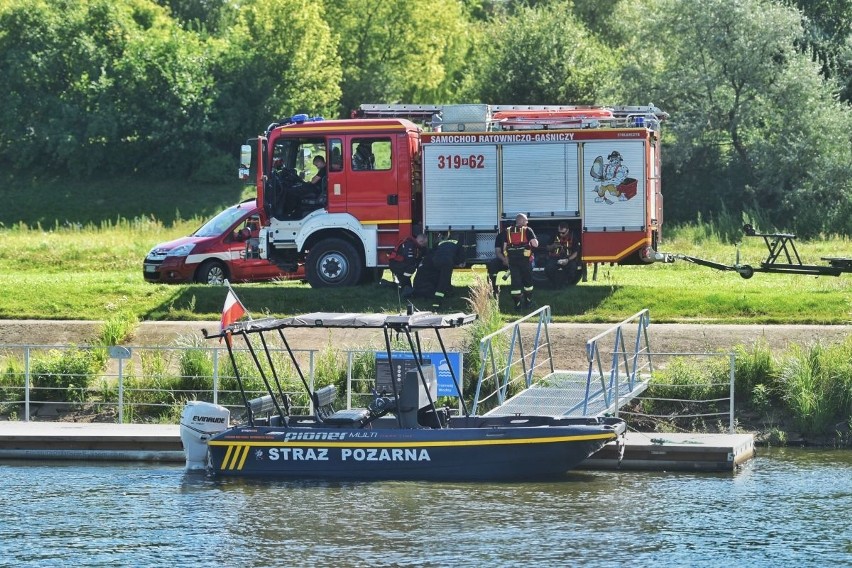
[0,422,184,462]
[582,431,756,472]
[0,422,754,472]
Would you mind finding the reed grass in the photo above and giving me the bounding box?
[776,338,852,435]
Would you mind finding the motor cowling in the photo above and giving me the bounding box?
[179,401,230,471]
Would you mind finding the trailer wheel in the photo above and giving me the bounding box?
[738,265,754,279]
[196,260,228,285]
[306,238,362,287]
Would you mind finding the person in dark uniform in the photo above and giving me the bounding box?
[388,233,428,298]
[352,142,375,170]
[413,233,464,310]
[545,222,581,287]
[309,155,327,187]
[487,227,508,299]
[429,233,465,310]
[503,213,538,311]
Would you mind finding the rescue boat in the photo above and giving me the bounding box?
[180,309,625,481]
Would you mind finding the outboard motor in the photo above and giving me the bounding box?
[180,401,230,471]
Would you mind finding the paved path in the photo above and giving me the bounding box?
[1,320,849,370]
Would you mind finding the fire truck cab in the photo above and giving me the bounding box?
[242,104,669,288]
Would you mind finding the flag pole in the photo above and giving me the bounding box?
[224,279,253,321]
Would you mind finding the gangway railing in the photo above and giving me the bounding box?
[470,306,553,415]
[582,309,653,416]
[471,308,653,418]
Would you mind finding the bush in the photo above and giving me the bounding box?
[640,357,730,431]
[178,346,214,393]
[0,356,25,403]
[777,339,852,435]
[734,338,777,401]
[31,347,107,402]
[97,313,139,346]
[462,274,506,408]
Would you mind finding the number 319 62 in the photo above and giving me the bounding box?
[436,154,485,169]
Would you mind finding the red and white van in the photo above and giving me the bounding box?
[143,200,301,284]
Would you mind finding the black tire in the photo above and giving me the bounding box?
[196,260,228,285]
[738,265,755,279]
[305,238,362,287]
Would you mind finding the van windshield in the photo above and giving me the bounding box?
[193,206,250,238]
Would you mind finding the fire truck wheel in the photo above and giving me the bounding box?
[306,238,362,287]
[196,260,228,285]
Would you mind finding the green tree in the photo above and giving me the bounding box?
[784,0,852,95]
[323,0,470,113]
[215,0,341,132]
[0,0,219,178]
[462,1,618,105]
[616,0,852,236]
[153,0,232,33]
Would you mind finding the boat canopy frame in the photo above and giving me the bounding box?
[202,311,478,428]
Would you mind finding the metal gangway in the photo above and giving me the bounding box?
[470,307,652,417]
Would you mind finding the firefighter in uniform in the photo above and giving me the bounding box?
[486,224,508,299]
[504,213,539,311]
[545,222,581,288]
[387,233,427,298]
[413,233,464,310]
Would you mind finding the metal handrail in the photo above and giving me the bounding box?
[583,309,653,416]
[470,306,553,415]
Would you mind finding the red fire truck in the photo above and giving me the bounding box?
[240,103,670,287]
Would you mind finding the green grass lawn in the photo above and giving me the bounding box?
[1,215,850,323]
[1,177,850,323]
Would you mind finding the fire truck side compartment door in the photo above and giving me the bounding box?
[502,143,579,217]
[422,144,498,230]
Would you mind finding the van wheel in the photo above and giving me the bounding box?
[306,238,362,287]
[196,260,228,285]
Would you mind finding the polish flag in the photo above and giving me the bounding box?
[220,289,247,332]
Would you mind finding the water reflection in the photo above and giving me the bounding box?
[1,449,850,566]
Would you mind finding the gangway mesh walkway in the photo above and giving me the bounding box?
[485,370,649,417]
[472,308,653,419]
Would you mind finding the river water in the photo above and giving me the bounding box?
[1,447,850,567]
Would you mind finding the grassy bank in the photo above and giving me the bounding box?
[0,217,850,322]
[1,176,850,322]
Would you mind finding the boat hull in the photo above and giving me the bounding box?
[206,417,625,481]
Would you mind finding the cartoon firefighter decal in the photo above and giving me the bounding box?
[590,151,637,204]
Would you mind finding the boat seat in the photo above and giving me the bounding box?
[322,408,372,427]
[248,394,276,416]
[313,384,338,422]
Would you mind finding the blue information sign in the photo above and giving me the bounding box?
[374,351,464,397]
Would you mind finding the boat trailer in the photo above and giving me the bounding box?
[676,224,852,279]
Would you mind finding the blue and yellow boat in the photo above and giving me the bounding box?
[180,310,625,481]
